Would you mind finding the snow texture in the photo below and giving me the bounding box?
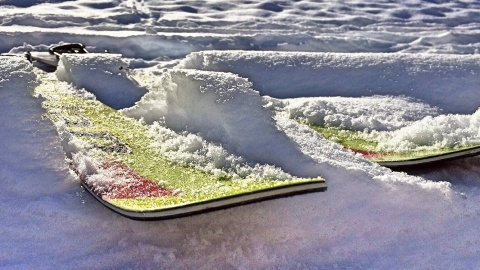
[2,0,480,269]
[277,95,441,131]
[124,69,323,178]
[177,51,480,114]
[56,53,147,109]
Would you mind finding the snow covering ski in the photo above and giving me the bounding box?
[32,53,326,220]
[176,50,480,167]
[21,48,480,220]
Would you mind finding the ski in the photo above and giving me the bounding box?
[34,74,326,220]
[312,126,480,169]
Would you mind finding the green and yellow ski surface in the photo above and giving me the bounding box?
[35,75,326,220]
[311,126,480,168]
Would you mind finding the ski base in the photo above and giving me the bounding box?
[81,181,326,220]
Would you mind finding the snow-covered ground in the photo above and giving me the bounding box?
[2,0,480,269]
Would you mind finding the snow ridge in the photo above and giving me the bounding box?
[124,68,324,178]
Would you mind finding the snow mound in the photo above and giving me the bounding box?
[56,53,147,109]
[177,51,480,113]
[123,69,323,178]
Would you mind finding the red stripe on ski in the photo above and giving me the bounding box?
[75,160,175,200]
[349,148,389,159]
[99,161,174,200]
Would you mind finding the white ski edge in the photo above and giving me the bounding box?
[379,145,480,168]
[81,180,327,221]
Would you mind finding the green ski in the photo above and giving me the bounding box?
[35,75,326,220]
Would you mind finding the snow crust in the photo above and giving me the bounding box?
[3,0,480,269]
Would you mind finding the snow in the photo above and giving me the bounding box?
[177,51,480,113]
[2,0,480,269]
[145,121,294,180]
[124,68,323,178]
[375,109,480,151]
[56,53,147,109]
[278,95,441,131]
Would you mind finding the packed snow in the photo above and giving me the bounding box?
[2,0,480,269]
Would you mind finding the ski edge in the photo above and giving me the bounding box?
[378,145,480,169]
[81,180,327,221]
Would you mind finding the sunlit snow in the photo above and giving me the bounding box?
[2,0,480,269]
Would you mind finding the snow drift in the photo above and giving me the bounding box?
[124,69,324,178]
[177,51,480,114]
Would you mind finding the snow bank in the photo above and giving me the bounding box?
[56,53,147,109]
[124,69,324,178]
[177,51,480,114]
[177,50,480,151]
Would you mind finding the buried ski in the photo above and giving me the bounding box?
[34,75,326,220]
[311,126,480,169]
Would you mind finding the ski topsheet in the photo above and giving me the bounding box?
[311,126,480,168]
[35,75,326,220]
